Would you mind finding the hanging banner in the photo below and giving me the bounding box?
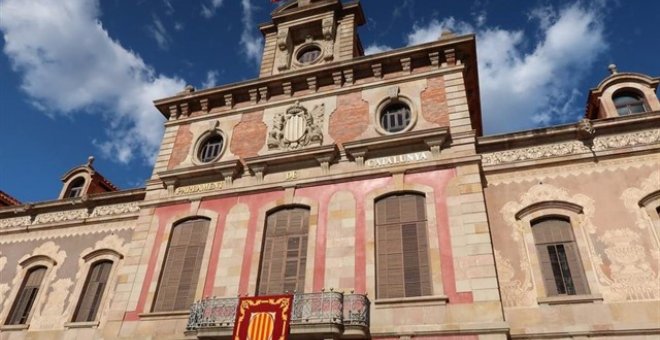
[232,294,293,340]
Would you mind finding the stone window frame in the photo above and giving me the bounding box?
[373,95,418,136]
[612,88,649,115]
[141,209,220,316]
[246,196,319,296]
[515,202,602,304]
[639,190,660,245]
[365,183,447,306]
[192,128,228,165]
[0,256,57,330]
[64,249,124,328]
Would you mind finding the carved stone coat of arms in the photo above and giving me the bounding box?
[267,102,324,150]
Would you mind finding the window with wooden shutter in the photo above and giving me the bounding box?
[375,193,431,299]
[153,218,210,312]
[257,207,309,295]
[532,217,589,296]
[6,266,47,325]
[73,260,112,322]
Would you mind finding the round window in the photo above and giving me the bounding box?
[197,134,224,163]
[379,103,412,133]
[296,45,322,64]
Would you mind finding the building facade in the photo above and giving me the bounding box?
[0,1,658,339]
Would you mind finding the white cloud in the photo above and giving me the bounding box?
[174,22,184,31]
[240,0,263,65]
[364,44,392,55]
[201,0,224,19]
[0,0,185,163]
[403,3,606,133]
[148,15,171,50]
[202,70,219,88]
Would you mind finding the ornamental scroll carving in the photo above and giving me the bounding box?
[91,202,140,217]
[483,129,660,165]
[268,102,324,150]
[0,215,31,229]
[33,209,88,224]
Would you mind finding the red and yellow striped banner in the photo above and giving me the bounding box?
[233,295,292,340]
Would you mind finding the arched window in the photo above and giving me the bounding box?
[613,91,648,115]
[66,177,86,198]
[257,207,310,295]
[153,218,210,312]
[73,260,113,322]
[532,217,589,296]
[197,133,224,163]
[379,102,412,133]
[6,266,47,325]
[375,193,431,299]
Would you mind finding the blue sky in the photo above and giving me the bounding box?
[0,0,658,203]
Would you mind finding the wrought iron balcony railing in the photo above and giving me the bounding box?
[186,291,370,332]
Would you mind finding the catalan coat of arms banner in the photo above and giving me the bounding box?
[232,294,293,340]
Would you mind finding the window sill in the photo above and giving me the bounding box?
[374,295,449,308]
[538,294,603,305]
[0,324,29,331]
[138,310,190,320]
[64,321,99,329]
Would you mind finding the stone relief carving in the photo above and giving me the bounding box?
[1,221,132,245]
[90,202,139,217]
[599,229,659,301]
[0,215,31,229]
[494,250,534,307]
[276,27,291,71]
[174,181,224,196]
[321,17,335,61]
[483,129,660,166]
[33,209,88,224]
[31,278,73,330]
[267,101,324,150]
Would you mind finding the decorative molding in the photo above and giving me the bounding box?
[482,129,660,166]
[494,250,534,307]
[267,101,324,151]
[31,278,73,330]
[90,202,139,217]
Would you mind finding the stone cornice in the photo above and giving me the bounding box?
[157,159,243,188]
[479,114,660,169]
[344,127,449,162]
[153,35,478,120]
[0,189,144,221]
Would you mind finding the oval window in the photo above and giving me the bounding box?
[297,45,322,64]
[379,103,412,133]
[197,134,224,163]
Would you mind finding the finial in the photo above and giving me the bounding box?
[608,64,618,75]
[439,30,455,40]
[182,84,195,94]
[86,156,95,167]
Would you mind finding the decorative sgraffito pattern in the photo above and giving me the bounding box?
[90,202,140,217]
[31,278,73,330]
[483,129,660,166]
[620,170,660,254]
[599,229,659,301]
[0,252,8,313]
[494,250,534,307]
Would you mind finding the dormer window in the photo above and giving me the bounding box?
[66,178,86,198]
[613,91,648,115]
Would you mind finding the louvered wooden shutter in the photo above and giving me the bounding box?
[532,217,589,296]
[153,218,210,312]
[258,207,309,295]
[375,194,431,299]
[7,266,46,325]
[73,261,112,322]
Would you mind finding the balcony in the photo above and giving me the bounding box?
[186,291,370,339]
